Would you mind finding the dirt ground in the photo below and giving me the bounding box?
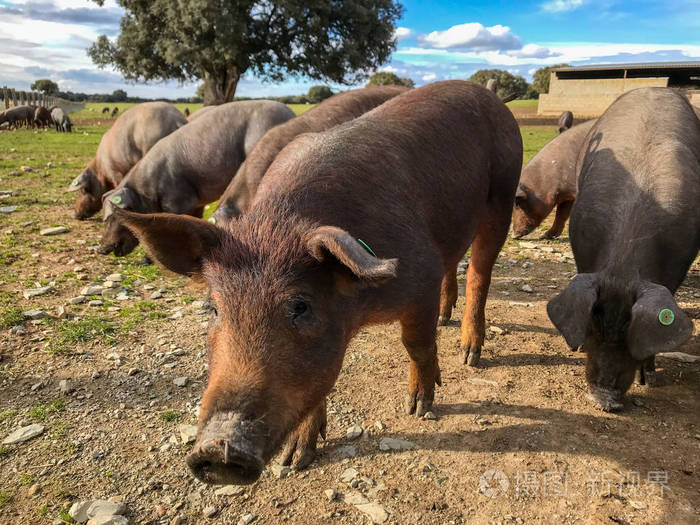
[0,132,699,525]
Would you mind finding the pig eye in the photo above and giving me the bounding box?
[515,196,526,209]
[289,297,310,320]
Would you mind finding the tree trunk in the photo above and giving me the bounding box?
[202,66,241,106]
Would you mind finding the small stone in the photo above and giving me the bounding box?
[379,437,416,451]
[103,280,117,289]
[101,289,118,298]
[106,273,124,282]
[86,499,125,515]
[10,325,25,335]
[214,485,244,496]
[354,502,389,524]
[0,206,17,214]
[127,368,140,376]
[521,284,533,293]
[270,463,290,479]
[23,286,53,299]
[488,325,505,336]
[23,309,47,320]
[20,165,33,172]
[69,501,92,523]
[28,483,41,496]
[629,500,648,510]
[69,296,86,305]
[203,506,218,518]
[346,425,363,440]
[106,353,120,360]
[374,420,386,431]
[519,241,537,249]
[173,376,188,387]
[422,411,437,420]
[343,492,369,505]
[160,443,171,452]
[335,445,358,458]
[237,514,256,525]
[151,291,163,299]
[467,377,498,387]
[324,488,338,501]
[143,284,155,290]
[88,300,103,307]
[47,162,56,168]
[81,285,104,296]
[2,423,45,444]
[340,468,359,483]
[40,226,68,236]
[59,379,73,394]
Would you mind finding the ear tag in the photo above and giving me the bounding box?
[658,308,674,326]
[111,195,122,205]
[357,238,376,257]
[208,217,216,224]
[71,178,80,186]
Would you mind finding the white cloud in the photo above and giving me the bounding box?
[511,43,560,58]
[541,0,587,13]
[395,27,413,41]
[419,23,522,51]
[422,73,437,81]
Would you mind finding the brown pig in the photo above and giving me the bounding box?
[210,86,408,226]
[113,81,523,484]
[512,119,596,239]
[558,110,573,133]
[34,106,52,128]
[67,102,187,219]
[99,100,295,256]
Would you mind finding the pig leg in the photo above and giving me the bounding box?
[461,209,510,367]
[438,262,459,325]
[633,356,657,386]
[402,307,442,417]
[279,399,327,470]
[542,200,573,239]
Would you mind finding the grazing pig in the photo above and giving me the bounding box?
[111,107,119,117]
[68,102,187,219]
[51,107,72,132]
[547,88,699,412]
[34,106,52,128]
[558,110,574,133]
[99,100,295,256]
[211,86,407,226]
[0,105,34,128]
[184,107,190,117]
[113,81,522,483]
[102,107,110,114]
[512,119,596,239]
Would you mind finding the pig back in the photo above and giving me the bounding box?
[571,88,700,290]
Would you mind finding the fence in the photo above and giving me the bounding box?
[1,86,85,114]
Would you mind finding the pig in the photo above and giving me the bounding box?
[547,87,699,412]
[102,107,110,114]
[51,107,71,132]
[211,86,408,226]
[67,102,187,220]
[111,107,119,117]
[184,107,190,117]
[558,110,574,133]
[99,100,296,256]
[512,119,596,239]
[186,105,216,122]
[0,105,34,128]
[112,80,523,483]
[34,106,52,128]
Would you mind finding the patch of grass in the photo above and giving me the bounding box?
[0,492,11,506]
[104,470,113,479]
[161,410,181,422]
[51,422,66,440]
[57,507,74,523]
[0,409,18,422]
[182,296,196,304]
[50,317,116,354]
[65,442,80,454]
[29,399,64,421]
[38,505,48,516]
[0,306,24,328]
[520,126,558,164]
[19,472,35,485]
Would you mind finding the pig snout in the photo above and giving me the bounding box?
[186,412,265,485]
[511,210,535,239]
[587,385,624,412]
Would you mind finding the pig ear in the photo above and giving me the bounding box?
[547,273,599,348]
[627,281,693,361]
[305,226,398,284]
[67,171,92,193]
[103,187,135,219]
[112,208,224,277]
[515,185,527,200]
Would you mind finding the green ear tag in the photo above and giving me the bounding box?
[111,195,122,205]
[658,308,674,326]
[208,217,216,224]
[357,238,376,257]
[71,179,79,186]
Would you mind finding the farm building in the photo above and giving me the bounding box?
[537,61,700,117]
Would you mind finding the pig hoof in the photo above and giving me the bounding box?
[415,399,433,418]
[280,440,317,471]
[463,346,481,367]
[404,393,417,415]
[643,370,657,387]
[633,368,644,385]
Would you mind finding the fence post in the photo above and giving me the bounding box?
[10,88,16,107]
[1,86,6,109]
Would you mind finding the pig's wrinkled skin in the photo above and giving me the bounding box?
[547,88,699,412]
[100,100,295,256]
[558,110,574,133]
[211,86,408,227]
[186,106,216,122]
[68,102,187,219]
[114,81,522,484]
[512,119,596,239]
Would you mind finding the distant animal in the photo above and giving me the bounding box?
[211,85,408,227]
[184,107,190,117]
[51,107,72,132]
[547,87,699,412]
[111,107,119,117]
[98,100,296,256]
[34,106,52,128]
[102,107,110,114]
[512,119,596,239]
[68,102,188,220]
[112,81,523,484]
[558,111,574,133]
[0,105,34,129]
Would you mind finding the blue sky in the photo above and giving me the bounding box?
[1,0,699,98]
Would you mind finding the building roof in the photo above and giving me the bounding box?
[553,62,700,72]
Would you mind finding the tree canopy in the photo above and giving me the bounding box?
[468,69,528,99]
[366,71,414,88]
[532,64,571,95]
[30,79,59,95]
[88,0,403,105]
[307,86,333,103]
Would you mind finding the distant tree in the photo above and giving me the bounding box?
[196,84,206,101]
[307,86,333,103]
[30,79,59,95]
[468,69,528,99]
[524,84,539,99]
[111,89,128,102]
[88,0,402,106]
[532,64,571,95]
[366,71,414,88]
